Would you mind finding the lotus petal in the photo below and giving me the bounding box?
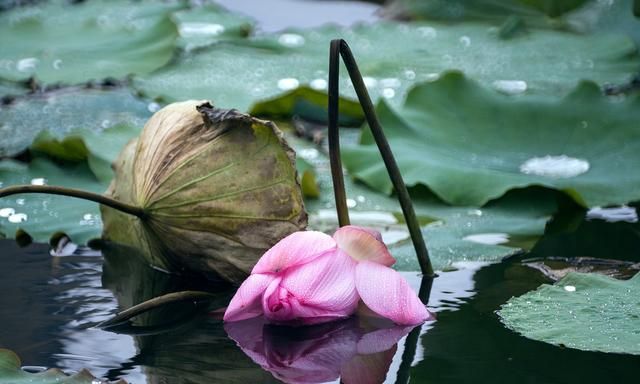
[334,226,395,266]
[355,261,431,325]
[252,231,336,275]
[263,249,359,324]
[224,273,275,322]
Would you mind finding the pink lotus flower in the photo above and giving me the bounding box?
[223,225,433,325]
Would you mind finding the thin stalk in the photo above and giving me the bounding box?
[97,290,217,328]
[0,185,146,219]
[328,39,434,277]
[328,40,350,227]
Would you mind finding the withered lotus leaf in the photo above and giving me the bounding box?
[101,101,307,283]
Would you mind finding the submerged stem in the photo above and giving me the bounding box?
[0,185,146,219]
[97,290,217,328]
[328,39,434,277]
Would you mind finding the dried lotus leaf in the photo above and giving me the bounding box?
[101,101,307,282]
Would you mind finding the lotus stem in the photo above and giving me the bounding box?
[97,290,217,328]
[0,185,147,219]
[328,39,434,277]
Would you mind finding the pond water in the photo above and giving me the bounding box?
[1,213,638,383]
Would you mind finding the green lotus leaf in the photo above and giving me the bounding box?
[286,134,559,272]
[498,272,640,354]
[296,157,320,198]
[383,0,588,23]
[342,71,640,207]
[412,261,640,383]
[101,101,307,282]
[383,0,640,47]
[565,0,640,48]
[0,79,28,99]
[0,348,127,383]
[0,0,182,84]
[32,123,142,183]
[0,158,106,244]
[134,20,637,117]
[0,87,151,158]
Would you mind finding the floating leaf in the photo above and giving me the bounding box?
[0,158,106,243]
[390,189,559,271]
[0,79,28,99]
[413,261,640,383]
[134,20,637,116]
[32,123,142,182]
[101,101,307,282]
[384,0,640,47]
[383,0,588,23]
[342,72,640,207]
[296,157,320,198]
[286,134,559,272]
[0,0,181,84]
[498,272,640,354]
[562,0,640,48]
[0,87,150,158]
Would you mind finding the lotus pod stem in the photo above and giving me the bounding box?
[0,184,146,218]
[328,39,434,277]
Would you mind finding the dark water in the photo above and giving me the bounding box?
[1,212,639,383]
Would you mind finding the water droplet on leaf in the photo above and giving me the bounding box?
[8,213,27,223]
[277,78,299,90]
[278,33,305,47]
[463,233,509,245]
[179,22,225,36]
[519,155,590,178]
[493,80,527,95]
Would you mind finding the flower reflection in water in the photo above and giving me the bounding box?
[225,315,419,384]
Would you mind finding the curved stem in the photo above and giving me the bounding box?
[328,39,434,277]
[0,185,146,219]
[328,40,350,227]
[97,290,217,328]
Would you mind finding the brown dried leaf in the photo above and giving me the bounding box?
[101,101,307,282]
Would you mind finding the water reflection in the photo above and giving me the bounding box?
[225,316,416,384]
